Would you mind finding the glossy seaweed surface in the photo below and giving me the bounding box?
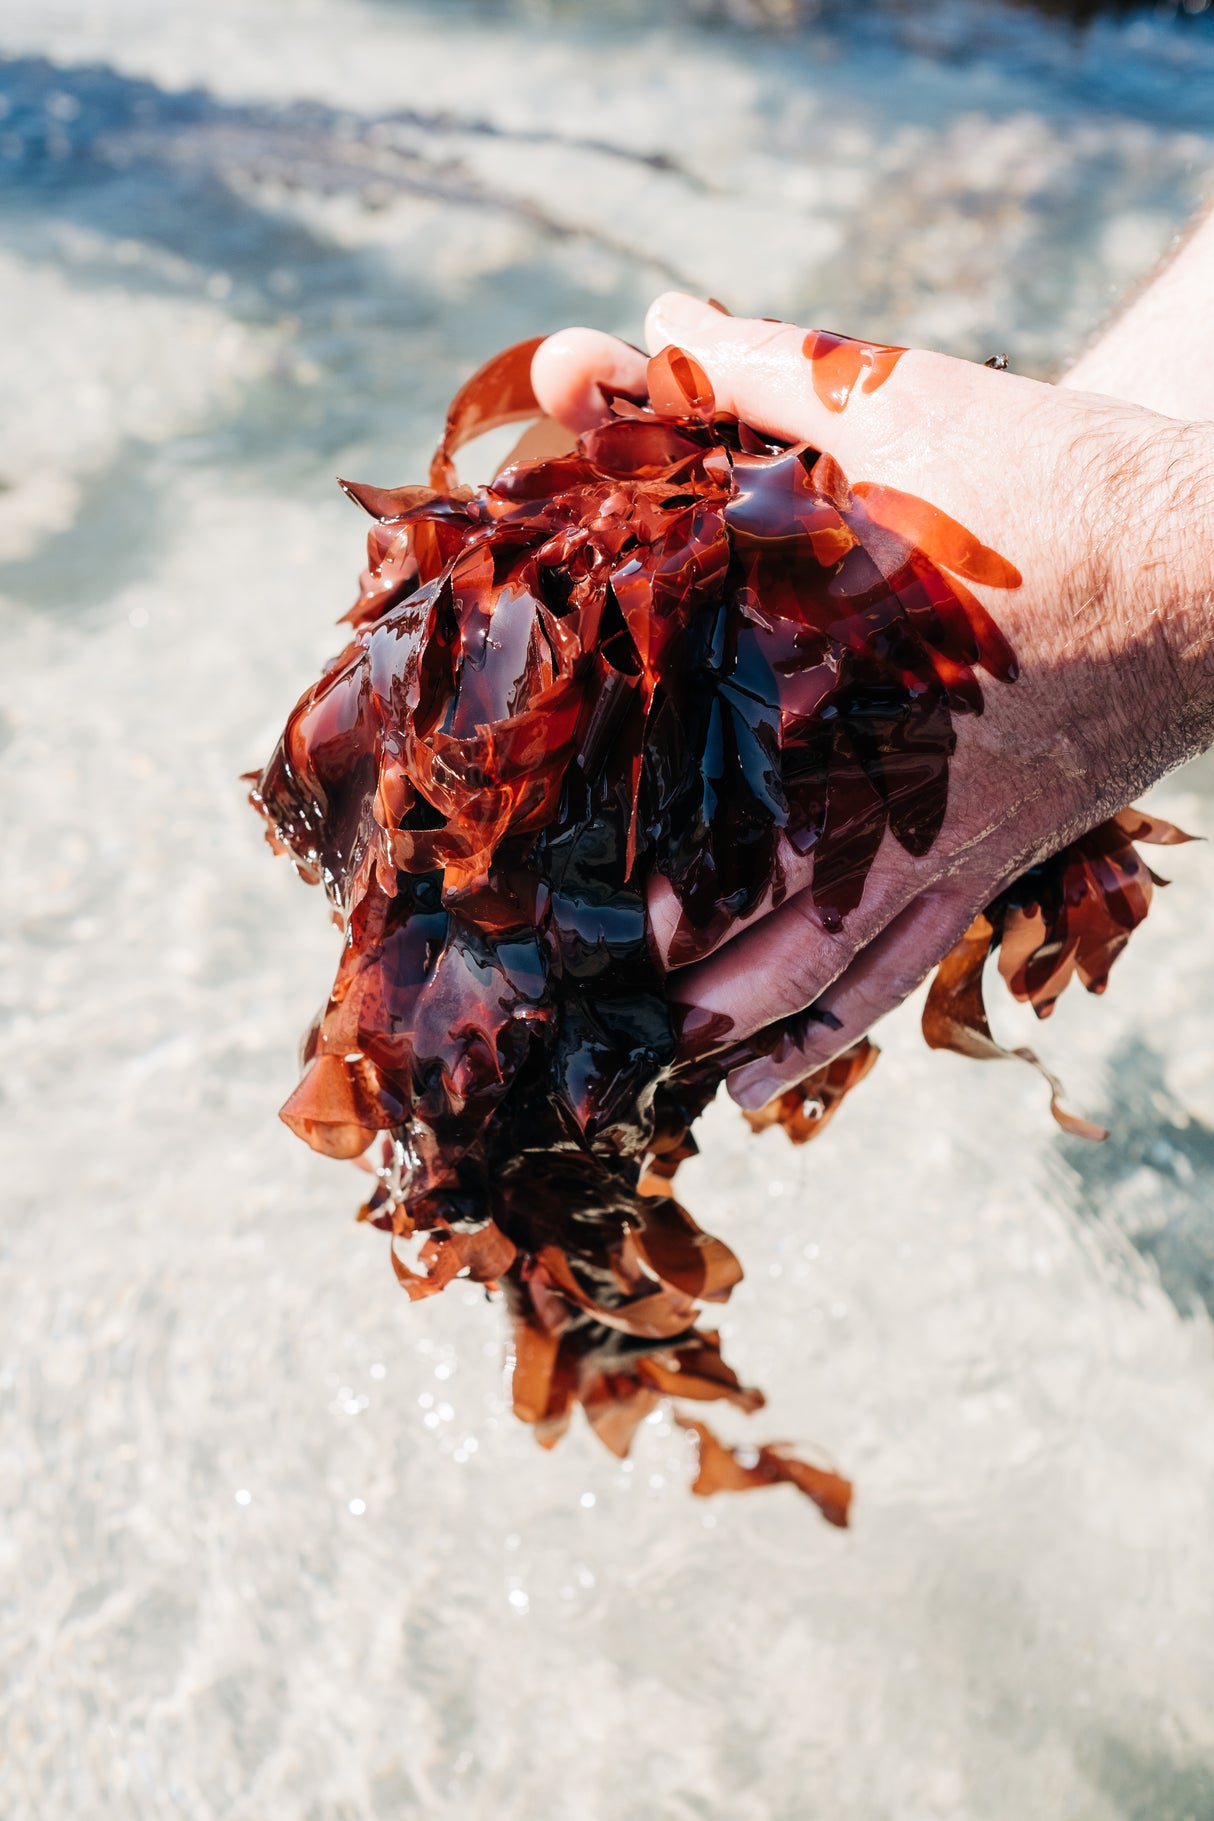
[251,339,1185,1514]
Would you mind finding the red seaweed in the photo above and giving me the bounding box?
[922,808,1193,1136]
[802,330,906,413]
[250,336,1188,1518]
[743,1038,881,1145]
[800,329,906,415]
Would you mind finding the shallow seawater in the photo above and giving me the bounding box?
[2,2,1214,1817]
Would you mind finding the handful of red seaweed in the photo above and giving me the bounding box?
[251,337,1189,1520]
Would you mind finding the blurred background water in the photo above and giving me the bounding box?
[3,2,1214,1817]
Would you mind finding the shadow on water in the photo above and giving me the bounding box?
[0,54,692,285]
[0,53,677,365]
[1082,1732,1214,1821]
[382,0,1214,24]
[1062,1036,1214,1323]
[383,0,1214,118]
[0,445,168,614]
[688,0,1214,21]
[0,56,666,612]
[1,25,1210,618]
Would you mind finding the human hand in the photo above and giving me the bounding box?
[532,296,1214,1107]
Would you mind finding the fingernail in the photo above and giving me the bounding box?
[730,1072,783,1112]
[648,291,706,340]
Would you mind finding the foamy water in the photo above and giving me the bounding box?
[2,4,1214,1816]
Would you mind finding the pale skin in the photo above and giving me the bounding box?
[530,201,1214,1108]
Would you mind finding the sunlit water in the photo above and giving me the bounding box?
[2,3,1214,1816]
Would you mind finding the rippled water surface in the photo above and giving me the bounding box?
[3,3,1214,1817]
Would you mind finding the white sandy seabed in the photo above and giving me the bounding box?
[1,3,1214,1817]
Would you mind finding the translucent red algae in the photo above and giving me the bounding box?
[922,807,1193,1140]
[250,336,1189,1519]
[802,330,907,413]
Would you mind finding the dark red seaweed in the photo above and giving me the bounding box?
[922,808,1192,1138]
[250,337,1187,1517]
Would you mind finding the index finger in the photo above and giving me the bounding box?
[641,291,1042,488]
